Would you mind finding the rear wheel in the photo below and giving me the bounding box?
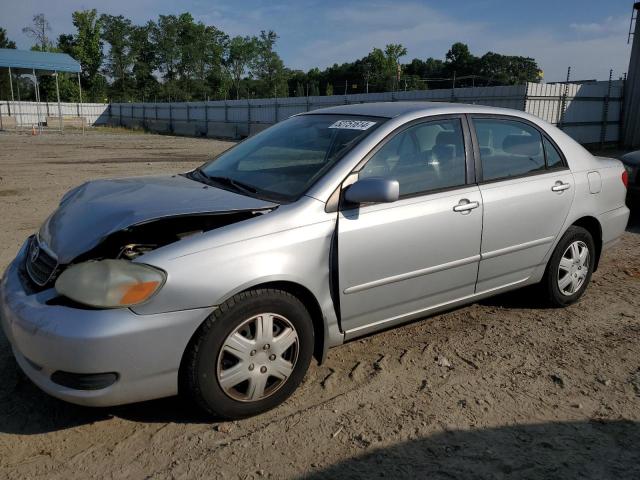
[182,289,314,419]
[543,226,595,307]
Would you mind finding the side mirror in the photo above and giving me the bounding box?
[344,177,400,204]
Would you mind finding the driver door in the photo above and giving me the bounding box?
[337,117,483,338]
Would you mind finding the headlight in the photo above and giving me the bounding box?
[55,260,166,308]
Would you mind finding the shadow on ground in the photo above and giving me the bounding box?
[0,337,212,435]
[304,420,640,480]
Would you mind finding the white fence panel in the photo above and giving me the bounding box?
[102,81,625,145]
[0,101,109,126]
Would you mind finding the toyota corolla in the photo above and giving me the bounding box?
[0,102,630,419]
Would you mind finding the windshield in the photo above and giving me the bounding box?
[197,114,385,202]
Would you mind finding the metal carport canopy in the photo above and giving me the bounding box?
[0,48,80,73]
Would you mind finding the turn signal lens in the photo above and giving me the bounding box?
[55,260,166,308]
[622,170,629,189]
[119,281,161,305]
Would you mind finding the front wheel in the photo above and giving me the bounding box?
[182,289,314,419]
[543,226,595,307]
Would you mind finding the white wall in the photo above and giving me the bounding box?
[1,80,621,145]
[0,101,109,126]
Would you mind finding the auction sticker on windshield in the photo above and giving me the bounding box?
[328,120,377,130]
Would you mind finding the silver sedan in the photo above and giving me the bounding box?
[0,102,630,418]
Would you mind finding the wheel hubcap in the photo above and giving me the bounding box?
[216,313,299,402]
[557,240,589,296]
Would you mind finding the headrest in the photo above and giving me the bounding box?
[436,131,459,146]
[502,135,541,157]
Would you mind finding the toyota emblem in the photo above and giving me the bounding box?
[30,243,40,262]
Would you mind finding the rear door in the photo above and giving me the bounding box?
[337,116,483,337]
[471,116,574,292]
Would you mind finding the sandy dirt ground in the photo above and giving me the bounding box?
[0,130,639,479]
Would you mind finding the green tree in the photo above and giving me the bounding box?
[225,35,258,99]
[0,28,17,100]
[22,14,51,51]
[57,34,75,55]
[178,15,228,99]
[445,42,478,84]
[71,9,106,101]
[153,14,181,92]
[100,14,133,101]
[0,27,16,48]
[129,22,159,101]
[384,43,407,89]
[325,83,333,96]
[252,30,288,97]
[479,52,541,85]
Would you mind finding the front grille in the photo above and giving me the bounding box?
[25,237,60,287]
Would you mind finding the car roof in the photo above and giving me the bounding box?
[300,101,531,120]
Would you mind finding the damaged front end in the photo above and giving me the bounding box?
[25,210,271,294]
[24,174,278,293]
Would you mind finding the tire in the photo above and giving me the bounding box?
[543,226,595,307]
[182,288,314,419]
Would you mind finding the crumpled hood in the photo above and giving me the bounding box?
[39,174,277,263]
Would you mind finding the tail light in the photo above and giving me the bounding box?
[622,170,629,189]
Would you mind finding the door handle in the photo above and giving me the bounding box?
[551,181,571,192]
[453,199,480,213]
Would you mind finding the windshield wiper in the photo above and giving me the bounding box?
[193,169,258,195]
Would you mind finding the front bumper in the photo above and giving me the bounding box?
[0,241,214,407]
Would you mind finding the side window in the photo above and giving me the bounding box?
[359,119,466,196]
[474,119,545,181]
[543,137,564,168]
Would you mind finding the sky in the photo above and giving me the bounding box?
[0,0,635,82]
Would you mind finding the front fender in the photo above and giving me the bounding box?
[131,218,337,320]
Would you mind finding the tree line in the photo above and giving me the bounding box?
[0,11,542,104]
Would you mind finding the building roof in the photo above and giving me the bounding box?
[0,48,81,73]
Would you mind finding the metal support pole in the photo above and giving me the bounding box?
[599,69,613,148]
[55,71,63,132]
[274,96,278,123]
[247,99,251,135]
[204,101,209,136]
[619,73,627,147]
[558,67,571,129]
[33,69,43,134]
[8,67,14,121]
[77,72,85,135]
[15,73,22,131]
